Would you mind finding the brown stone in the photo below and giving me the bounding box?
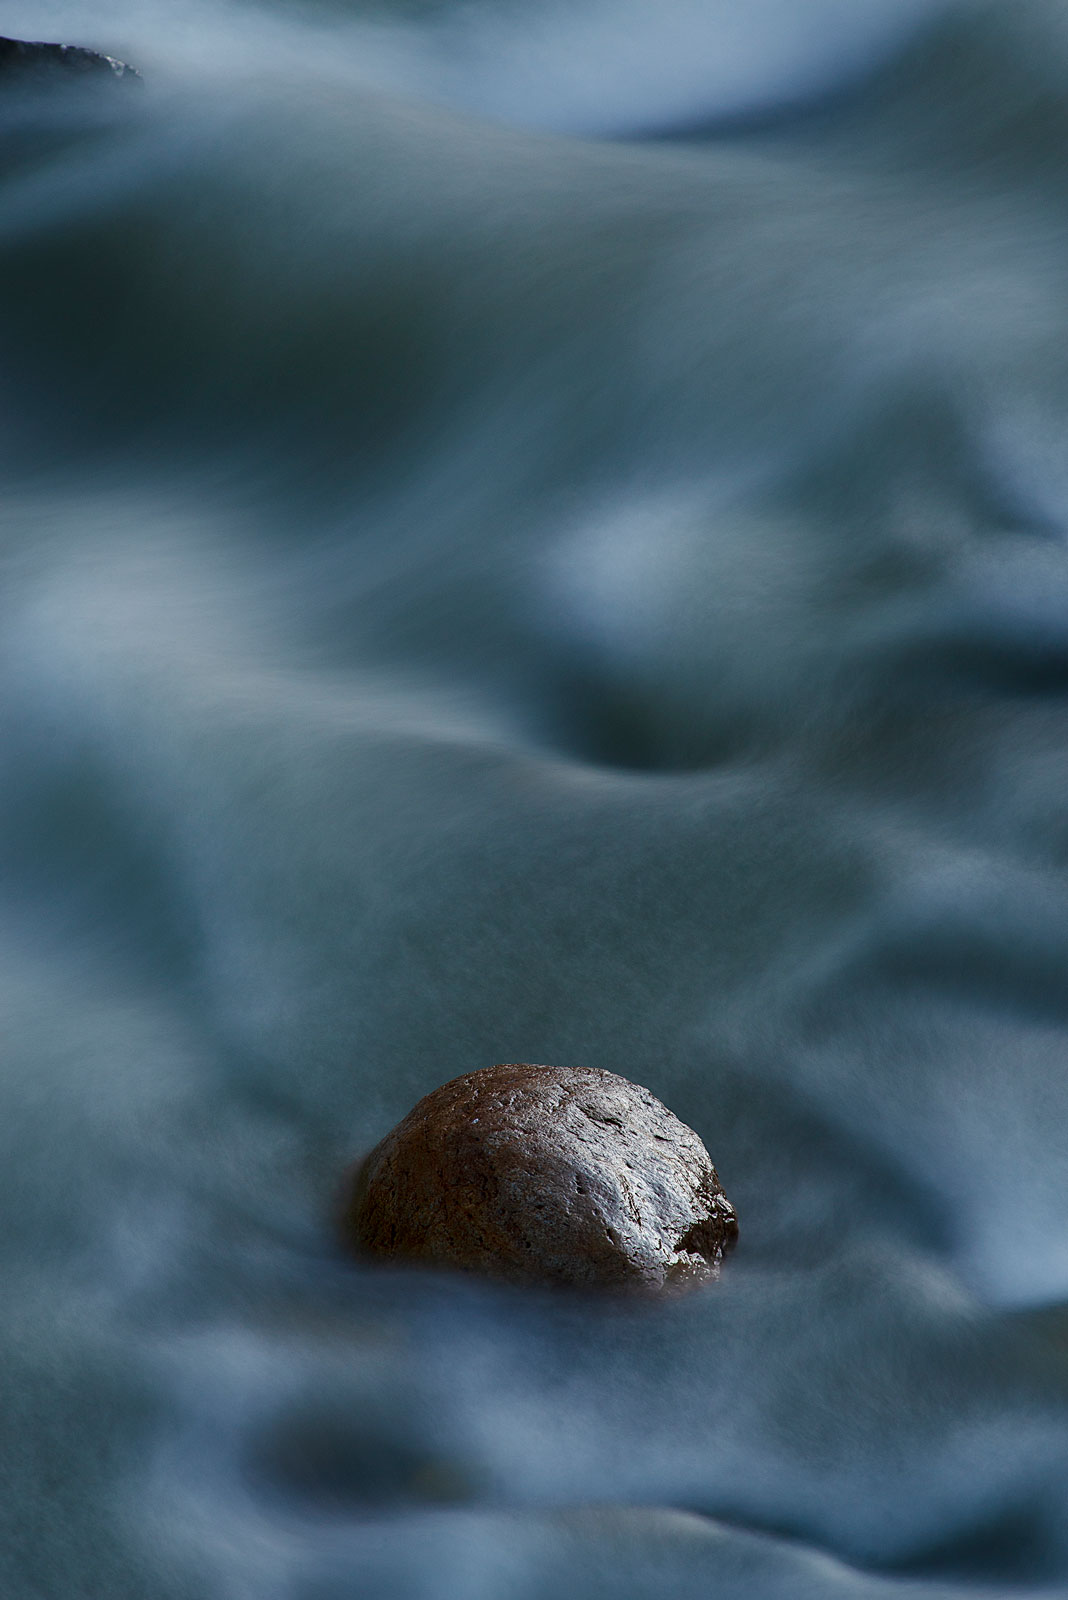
[339,1063,738,1294]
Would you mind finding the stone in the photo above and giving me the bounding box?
[340,1062,738,1295]
[0,36,140,84]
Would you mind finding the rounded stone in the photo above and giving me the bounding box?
[339,1063,738,1294]
[0,36,140,84]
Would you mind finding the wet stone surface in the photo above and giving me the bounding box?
[0,36,140,84]
[340,1063,738,1295]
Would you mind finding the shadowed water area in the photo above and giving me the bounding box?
[4,1,1068,1595]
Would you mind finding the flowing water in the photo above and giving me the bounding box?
[4,1,1068,1594]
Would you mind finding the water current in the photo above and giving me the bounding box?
[4,1,1068,1595]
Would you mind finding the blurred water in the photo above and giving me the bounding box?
[5,1,1068,1595]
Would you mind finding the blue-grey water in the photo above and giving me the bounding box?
[4,1,1068,1595]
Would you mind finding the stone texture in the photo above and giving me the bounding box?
[0,36,140,84]
[340,1063,738,1294]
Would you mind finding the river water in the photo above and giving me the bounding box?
[4,2,1068,1595]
